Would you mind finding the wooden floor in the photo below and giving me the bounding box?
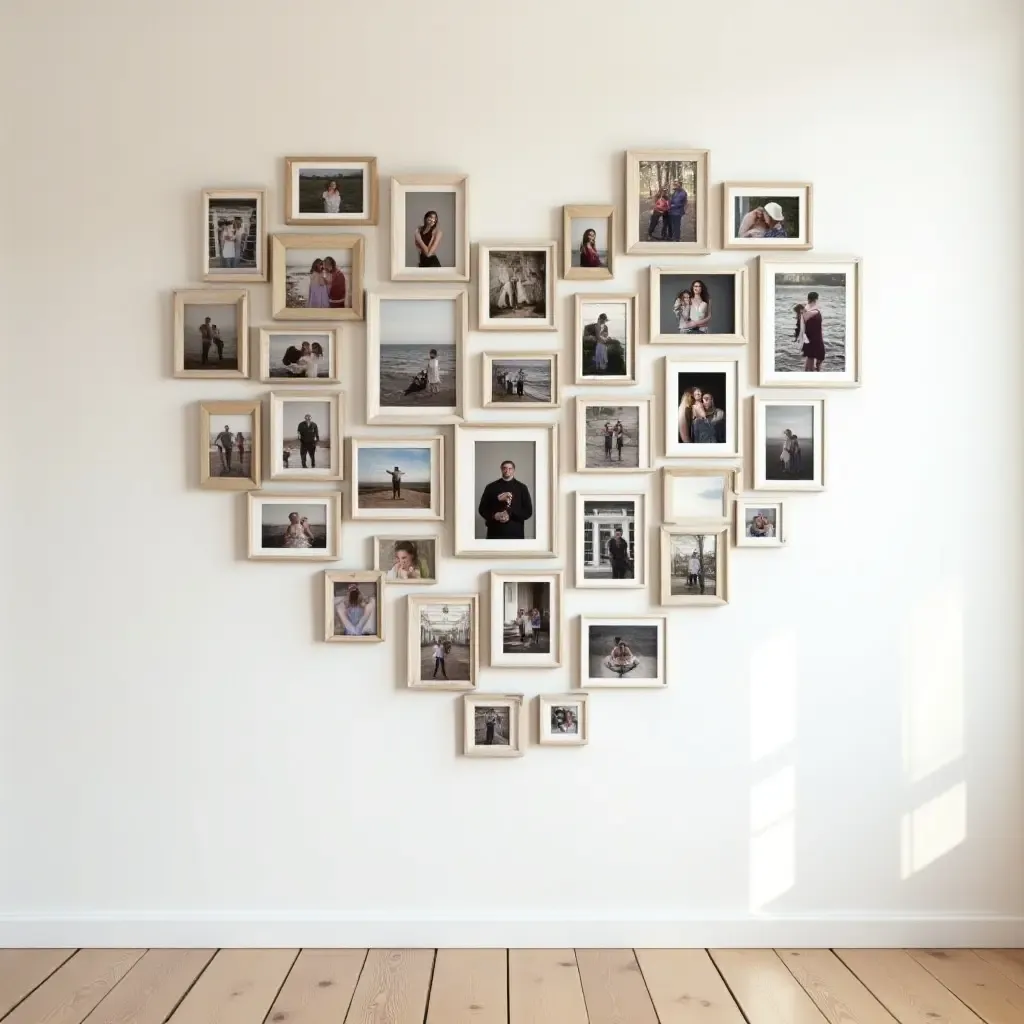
[2,947,1023,1023]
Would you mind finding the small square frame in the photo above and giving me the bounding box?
[324,570,385,642]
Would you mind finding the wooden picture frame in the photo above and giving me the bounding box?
[463,693,524,757]
[574,396,652,473]
[625,148,710,255]
[407,594,479,691]
[246,492,341,561]
[258,327,340,384]
[268,390,344,481]
[753,397,826,491]
[271,233,364,321]
[574,293,638,385]
[390,174,470,282]
[202,188,266,282]
[579,615,667,689]
[722,181,813,251]
[660,524,730,606]
[476,242,557,331]
[488,570,564,669]
[538,693,590,746]
[648,265,747,345]
[284,156,378,226]
[574,491,647,590]
[324,571,385,642]
[173,288,249,379]
[562,203,615,280]
[662,466,739,523]
[481,352,559,409]
[736,498,786,548]
[199,400,261,490]
[350,435,445,521]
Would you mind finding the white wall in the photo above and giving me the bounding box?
[2,0,1023,948]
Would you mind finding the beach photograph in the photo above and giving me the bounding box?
[181,302,238,371]
[668,532,718,596]
[772,271,847,373]
[656,272,736,336]
[665,471,729,520]
[582,404,642,469]
[276,398,332,476]
[578,300,629,378]
[764,403,815,482]
[568,214,609,268]
[357,445,434,510]
[259,502,329,549]
[377,298,458,410]
[207,414,253,480]
[587,624,660,680]
[487,357,553,404]
[285,248,351,310]
[263,331,335,381]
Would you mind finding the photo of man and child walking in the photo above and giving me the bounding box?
[208,415,253,479]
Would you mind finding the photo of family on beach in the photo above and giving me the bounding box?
[485,356,555,405]
[286,157,375,225]
[578,402,647,471]
[354,443,437,516]
[564,205,613,279]
[204,192,262,279]
[576,298,633,382]
[177,295,245,375]
[271,396,339,480]
[763,402,815,482]
[329,578,380,640]
[583,620,664,686]
[260,330,336,382]
[207,414,254,481]
[654,271,737,339]
[375,537,437,584]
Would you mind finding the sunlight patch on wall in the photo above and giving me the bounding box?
[900,781,967,878]
[749,767,796,910]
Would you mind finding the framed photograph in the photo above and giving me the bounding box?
[482,353,559,409]
[575,492,646,589]
[477,242,556,331]
[258,328,339,383]
[271,233,364,321]
[350,436,444,521]
[575,293,637,385]
[538,693,589,746]
[649,266,747,345]
[575,397,652,473]
[366,291,466,424]
[563,204,614,280]
[199,400,261,490]
[202,189,266,282]
[662,466,738,523]
[268,391,343,481]
[463,693,524,757]
[759,257,861,388]
[664,358,739,458]
[736,498,786,548]
[324,571,384,642]
[284,156,378,226]
[390,174,470,282]
[247,493,340,561]
[408,595,479,690]
[454,423,557,558]
[660,525,730,606]
[173,289,248,378]
[580,616,667,689]
[489,571,564,669]
[723,182,813,250]
[625,149,710,255]
[753,397,825,491]
[374,535,438,585]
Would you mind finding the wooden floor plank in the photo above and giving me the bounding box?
[710,949,828,1024]
[263,949,367,1024]
[343,949,434,1024]
[974,951,1024,992]
[424,949,507,1024]
[635,948,747,1023]
[165,948,299,1024]
[1,949,145,1024]
[575,949,658,1024]
[0,949,77,1019]
[777,949,899,1023]
[910,949,1024,1024]
[835,949,986,1024]
[508,949,589,1024]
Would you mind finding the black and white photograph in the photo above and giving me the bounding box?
[463,693,523,757]
[723,182,812,250]
[580,617,666,688]
[650,267,746,344]
[482,353,558,408]
[407,595,478,690]
[754,398,825,491]
[374,536,438,584]
[351,437,444,520]
[174,290,248,378]
[269,392,342,480]
[665,358,739,458]
[662,468,735,523]
[285,156,378,226]
[199,401,260,491]
[202,189,265,281]
[563,204,614,280]
[477,243,556,330]
[576,399,651,472]
[271,234,364,321]
[575,295,636,384]
[258,328,339,383]
[489,571,563,669]
[391,175,469,281]
[625,149,709,254]
[575,492,646,589]
[324,571,384,642]
[736,499,785,548]
[538,693,589,746]
[247,493,340,561]
[661,526,729,606]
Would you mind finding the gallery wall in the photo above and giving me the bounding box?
[2,0,1023,946]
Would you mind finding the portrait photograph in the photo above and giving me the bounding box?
[202,188,265,282]
[538,693,589,746]
[247,493,340,561]
[199,400,261,491]
[660,526,730,606]
[575,294,637,385]
[625,149,709,254]
[759,257,861,387]
[481,353,559,408]
[454,423,557,558]
[285,156,378,226]
[649,266,747,344]
[463,693,524,758]
[664,358,739,458]
[269,392,343,481]
[173,289,248,378]
[736,499,786,548]
[374,536,438,585]
[580,617,667,689]
[489,571,563,670]
[407,595,479,690]
[662,467,737,523]
[754,397,825,491]
[271,233,364,321]
[350,436,444,521]
[723,182,812,250]
[258,328,339,383]
[366,291,466,423]
[391,174,470,282]
[576,492,646,589]
[477,242,556,331]
[324,571,384,642]
[575,398,652,473]
[562,204,614,280]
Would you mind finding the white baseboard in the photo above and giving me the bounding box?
[1,913,1022,948]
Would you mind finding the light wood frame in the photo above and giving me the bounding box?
[463,693,524,757]
[660,524,730,607]
[722,181,813,251]
[268,390,344,481]
[648,264,748,345]
[202,188,267,282]
[752,396,826,492]
[488,570,564,669]
[735,497,787,548]
[323,570,385,643]
[199,400,261,491]
[373,535,440,585]
[246,492,341,561]
[663,357,740,459]
[349,435,445,521]
[366,290,466,424]
[579,615,667,689]
[390,174,470,282]
[574,292,638,385]
[407,594,479,691]
[574,491,647,590]
[662,466,739,523]
[258,327,341,384]
[625,148,710,255]
[284,156,379,226]
[562,204,615,280]
[481,352,560,409]
[476,241,557,331]
[271,233,365,321]
[173,288,249,379]
[538,693,590,746]
[574,396,653,473]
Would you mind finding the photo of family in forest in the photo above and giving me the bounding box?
[577,299,632,381]
[654,272,737,338]
[635,160,696,241]
[284,249,351,310]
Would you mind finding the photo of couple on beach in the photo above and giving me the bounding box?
[285,249,351,310]
[376,298,458,413]
[764,403,815,482]
[264,332,332,380]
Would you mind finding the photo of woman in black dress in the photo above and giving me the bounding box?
[414,210,442,268]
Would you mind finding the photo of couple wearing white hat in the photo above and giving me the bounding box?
[737,200,790,240]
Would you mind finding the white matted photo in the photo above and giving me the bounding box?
[258,328,340,383]
[454,424,557,558]
[563,204,614,280]
[366,291,465,423]
[481,353,559,409]
[350,436,444,520]
[575,492,646,589]
[477,242,556,331]
[173,289,248,378]
[324,571,384,642]
[648,266,747,345]
[736,498,786,548]
[489,571,564,669]
[580,616,667,689]
[199,400,261,491]
[753,397,825,491]
[269,391,343,481]
[373,536,438,585]
[625,149,710,255]
[538,693,589,746]
[247,493,340,561]
[202,189,265,282]
[463,693,524,757]
[271,233,364,321]
[408,594,479,691]
[285,156,378,226]
[391,174,470,282]
[575,294,637,385]
[660,525,730,606]
[575,397,652,472]
[723,182,813,250]
[664,358,739,458]
[759,257,861,387]
[662,466,737,523]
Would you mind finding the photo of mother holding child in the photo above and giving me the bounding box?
[672,279,713,334]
